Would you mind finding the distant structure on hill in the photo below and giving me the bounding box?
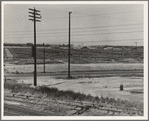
[88,46,98,49]
[81,46,89,50]
[50,45,59,49]
[113,48,123,51]
[104,47,113,50]
[103,47,124,51]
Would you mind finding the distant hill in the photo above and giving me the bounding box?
[4,45,143,64]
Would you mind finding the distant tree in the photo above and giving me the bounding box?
[26,43,33,46]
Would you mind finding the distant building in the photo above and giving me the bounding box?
[124,48,131,51]
[104,47,113,50]
[113,48,123,51]
[81,46,89,50]
[97,46,104,50]
[59,44,74,49]
[131,47,143,52]
[104,47,123,51]
[88,46,97,49]
[73,45,82,49]
[60,47,68,49]
[78,45,81,48]
[70,44,74,48]
[50,45,59,49]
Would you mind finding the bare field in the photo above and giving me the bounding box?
[7,76,143,105]
[4,63,144,115]
[5,63,143,73]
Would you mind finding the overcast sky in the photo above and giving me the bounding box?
[3,2,145,46]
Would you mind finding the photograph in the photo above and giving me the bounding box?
[1,1,148,120]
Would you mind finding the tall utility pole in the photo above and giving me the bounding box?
[134,42,138,47]
[28,8,41,86]
[81,42,84,47]
[68,12,72,79]
[43,43,45,73]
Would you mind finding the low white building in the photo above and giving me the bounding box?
[88,46,97,49]
[60,47,68,49]
[104,47,123,51]
[113,48,123,51]
[104,47,113,50]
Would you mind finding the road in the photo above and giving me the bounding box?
[5,70,143,77]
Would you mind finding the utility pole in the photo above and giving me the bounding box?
[68,12,72,79]
[43,43,45,73]
[81,43,84,47]
[28,7,41,86]
[134,42,138,47]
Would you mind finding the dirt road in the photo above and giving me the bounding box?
[5,70,143,78]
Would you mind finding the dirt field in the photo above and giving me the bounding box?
[6,76,143,106]
[4,62,144,116]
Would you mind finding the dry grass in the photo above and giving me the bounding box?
[4,79,143,110]
[55,73,143,79]
[7,47,143,64]
[129,89,143,94]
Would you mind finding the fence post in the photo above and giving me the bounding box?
[120,84,123,91]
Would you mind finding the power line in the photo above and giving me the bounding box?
[41,10,143,24]
[43,10,142,20]
[71,39,143,43]
[70,10,143,23]
[4,23,143,33]
[73,10,143,17]
[15,22,33,43]
[4,22,33,52]
[4,30,143,38]
[71,31,143,37]
[42,38,143,44]
[14,22,30,43]
[5,38,143,44]
[5,26,143,36]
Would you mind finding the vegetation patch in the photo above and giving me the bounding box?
[55,74,143,79]
[6,47,143,64]
[4,79,143,110]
